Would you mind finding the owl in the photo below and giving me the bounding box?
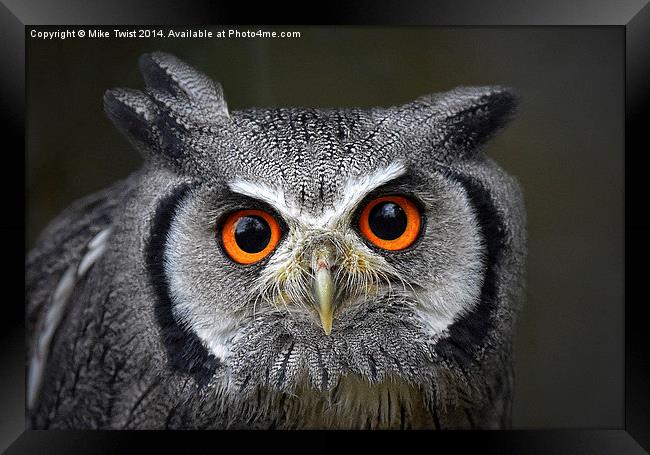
[26,52,526,429]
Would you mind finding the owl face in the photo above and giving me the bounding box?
[105,52,523,400]
[162,160,484,389]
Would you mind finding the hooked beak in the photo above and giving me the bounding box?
[313,249,335,335]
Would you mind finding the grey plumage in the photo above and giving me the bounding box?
[27,51,526,429]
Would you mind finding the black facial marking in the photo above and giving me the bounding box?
[433,168,507,367]
[234,215,271,253]
[145,184,220,386]
[369,201,407,240]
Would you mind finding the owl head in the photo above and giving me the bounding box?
[104,52,525,420]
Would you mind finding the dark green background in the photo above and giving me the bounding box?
[26,26,624,428]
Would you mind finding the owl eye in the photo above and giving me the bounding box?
[358,195,421,251]
[221,209,281,264]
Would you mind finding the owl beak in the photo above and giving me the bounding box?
[314,250,335,335]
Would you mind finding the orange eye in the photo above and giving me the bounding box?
[221,209,281,264]
[358,195,421,251]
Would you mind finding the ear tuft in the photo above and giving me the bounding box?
[104,52,230,167]
[103,88,160,152]
[139,52,229,120]
[413,86,519,161]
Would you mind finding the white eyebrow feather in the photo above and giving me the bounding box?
[227,161,407,227]
[228,179,287,209]
[227,179,294,219]
[333,160,407,223]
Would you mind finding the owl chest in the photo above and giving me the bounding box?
[231,379,438,430]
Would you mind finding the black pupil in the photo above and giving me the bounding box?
[234,215,271,254]
[368,201,408,240]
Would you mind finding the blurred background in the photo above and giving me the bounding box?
[26,26,623,428]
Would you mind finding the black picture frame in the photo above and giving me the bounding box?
[3,0,648,452]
